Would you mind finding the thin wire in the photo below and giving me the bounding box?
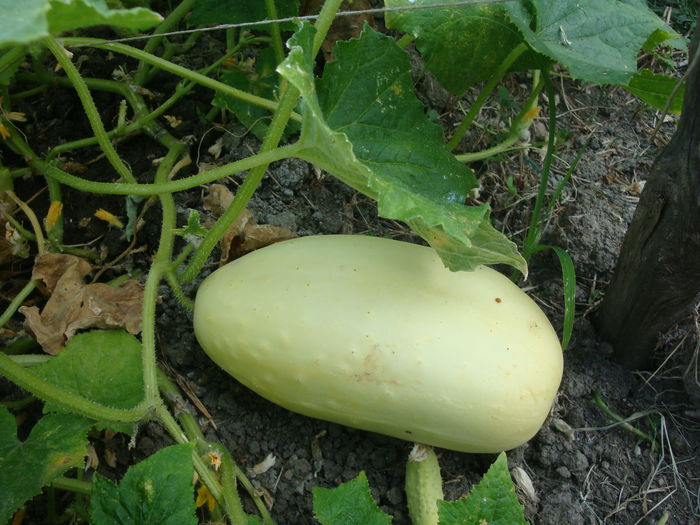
[67,0,521,48]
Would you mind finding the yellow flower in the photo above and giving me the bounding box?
[94,208,124,229]
[208,451,222,471]
[195,484,216,512]
[45,201,63,231]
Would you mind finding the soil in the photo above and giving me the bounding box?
[2,23,699,525]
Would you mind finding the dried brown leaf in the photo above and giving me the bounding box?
[20,253,143,354]
[219,209,296,264]
[203,185,296,265]
[31,253,91,291]
[202,183,234,218]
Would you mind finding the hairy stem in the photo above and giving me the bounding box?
[134,0,197,86]
[456,70,544,163]
[179,0,344,283]
[44,37,135,183]
[45,143,298,195]
[62,38,301,122]
[265,0,285,64]
[179,89,301,282]
[140,143,184,406]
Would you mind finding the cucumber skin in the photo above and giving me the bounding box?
[194,235,563,452]
[405,445,443,525]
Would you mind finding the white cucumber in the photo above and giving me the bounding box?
[194,235,563,453]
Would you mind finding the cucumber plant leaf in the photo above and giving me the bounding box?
[504,0,669,86]
[438,452,528,525]
[190,0,298,31]
[90,443,197,525]
[279,22,526,273]
[214,47,299,141]
[312,471,392,525]
[0,406,92,524]
[624,69,685,114]
[34,330,145,433]
[0,0,163,47]
[619,0,687,51]
[384,0,538,95]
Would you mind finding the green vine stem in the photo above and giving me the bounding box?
[50,477,92,496]
[44,37,136,184]
[447,42,528,151]
[156,370,273,523]
[140,142,185,406]
[62,38,301,122]
[0,45,26,74]
[45,143,299,196]
[179,0,345,283]
[0,280,38,333]
[1,395,36,410]
[218,446,255,524]
[134,0,197,86]
[311,0,345,56]
[152,400,229,514]
[6,191,45,254]
[0,351,149,423]
[593,391,660,451]
[456,70,544,163]
[179,88,301,282]
[265,0,285,64]
[9,167,31,178]
[2,119,65,245]
[165,270,194,311]
[522,69,556,262]
[44,40,248,160]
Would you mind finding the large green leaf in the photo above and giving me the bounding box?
[0,0,162,47]
[384,0,531,95]
[505,0,667,85]
[0,0,49,48]
[190,0,298,31]
[0,407,92,524]
[90,444,197,525]
[312,472,392,525]
[279,23,526,273]
[438,452,528,525]
[34,330,145,433]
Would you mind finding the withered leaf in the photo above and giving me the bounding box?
[20,253,143,354]
[202,183,233,217]
[203,184,296,265]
